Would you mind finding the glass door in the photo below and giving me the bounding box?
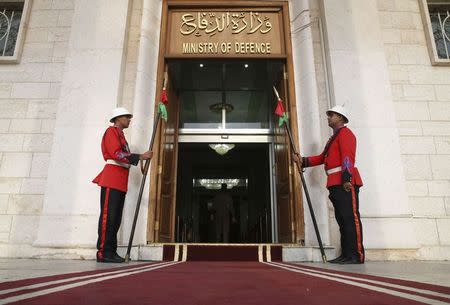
[170,60,283,133]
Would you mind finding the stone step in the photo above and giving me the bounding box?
[117,244,336,262]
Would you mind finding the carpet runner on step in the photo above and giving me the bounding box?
[162,244,282,261]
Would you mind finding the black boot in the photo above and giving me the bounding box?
[328,255,345,264]
[338,257,363,264]
[97,252,125,263]
[113,253,126,263]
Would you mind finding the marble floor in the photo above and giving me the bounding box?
[299,261,450,286]
[0,258,147,282]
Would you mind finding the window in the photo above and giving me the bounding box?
[0,1,31,63]
[420,0,450,65]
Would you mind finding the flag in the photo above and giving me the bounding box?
[275,98,288,127]
[158,87,168,121]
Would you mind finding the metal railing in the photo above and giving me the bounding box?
[429,4,450,59]
[0,5,23,57]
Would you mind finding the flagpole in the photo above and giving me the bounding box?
[273,86,327,263]
[125,111,161,263]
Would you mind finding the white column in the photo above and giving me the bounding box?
[321,0,418,249]
[35,0,132,248]
[120,0,163,246]
[289,0,331,246]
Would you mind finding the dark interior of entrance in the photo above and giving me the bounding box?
[176,143,271,243]
[169,59,285,244]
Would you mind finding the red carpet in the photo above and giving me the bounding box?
[187,245,260,261]
[3,262,442,305]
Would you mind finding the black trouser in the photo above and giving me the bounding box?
[328,185,365,262]
[97,187,126,258]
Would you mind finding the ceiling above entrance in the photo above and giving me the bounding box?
[170,60,283,130]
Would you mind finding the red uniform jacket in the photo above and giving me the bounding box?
[303,126,363,188]
[92,127,140,193]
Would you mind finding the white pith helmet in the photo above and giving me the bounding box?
[110,107,133,123]
[326,105,349,123]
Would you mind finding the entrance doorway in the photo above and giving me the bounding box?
[148,60,304,244]
[175,143,272,243]
[171,59,282,244]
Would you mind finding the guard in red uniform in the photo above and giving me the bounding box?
[93,107,152,263]
[293,105,364,264]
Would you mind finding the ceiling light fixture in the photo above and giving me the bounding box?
[209,102,233,113]
[209,143,235,155]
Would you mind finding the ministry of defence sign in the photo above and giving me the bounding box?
[166,9,285,57]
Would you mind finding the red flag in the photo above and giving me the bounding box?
[275,99,285,116]
[161,88,168,105]
[274,98,288,127]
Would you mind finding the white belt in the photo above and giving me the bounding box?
[326,166,358,175]
[106,159,131,169]
[326,166,342,175]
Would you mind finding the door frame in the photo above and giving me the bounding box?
[147,0,304,244]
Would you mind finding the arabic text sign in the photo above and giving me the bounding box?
[180,12,273,36]
[167,10,284,57]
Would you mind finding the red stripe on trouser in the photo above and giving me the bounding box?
[350,187,364,262]
[99,188,111,257]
